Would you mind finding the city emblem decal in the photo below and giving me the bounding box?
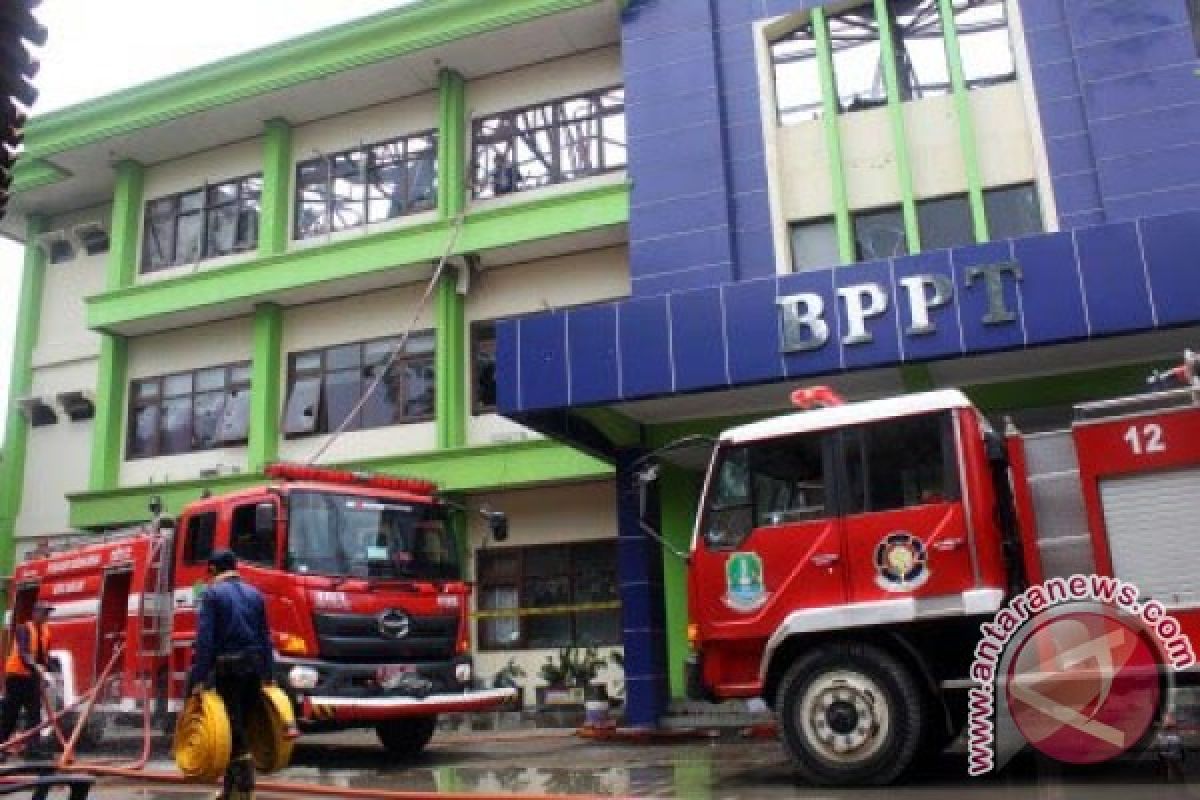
[724,552,768,612]
[874,531,930,592]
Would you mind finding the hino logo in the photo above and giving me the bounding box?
[377,609,411,640]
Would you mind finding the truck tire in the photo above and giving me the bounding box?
[375,716,437,758]
[775,641,924,786]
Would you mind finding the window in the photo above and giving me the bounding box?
[843,413,959,514]
[771,22,823,124]
[952,0,1016,89]
[984,184,1043,240]
[790,219,841,272]
[918,194,974,251]
[476,542,620,650]
[771,0,1014,124]
[141,175,262,272]
[294,131,438,240]
[184,512,218,565]
[231,503,276,567]
[704,434,828,550]
[854,206,909,261]
[472,87,626,199]
[283,332,435,437]
[472,323,497,414]
[127,363,251,459]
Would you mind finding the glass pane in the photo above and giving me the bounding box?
[853,206,909,261]
[142,214,175,271]
[325,369,362,432]
[235,200,260,250]
[525,612,571,649]
[575,609,621,647]
[195,367,227,392]
[480,586,521,648]
[403,360,435,419]
[474,330,497,412]
[130,405,159,458]
[364,339,398,366]
[163,373,193,397]
[361,364,401,429]
[573,544,617,603]
[219,388,251,443]
[748,434,827,527]
[404,332,435,356]
[954,0,1016,88]
[559,116,601,180]
[327,344,361,370]
[601,87,624,108]
[206,203,239,257]
[479,551,520,582]
[772,24,824,124]
[160,396,193,455]
[175,212,204,265]
[849,413,956,513]
[134,380,159,400]
[192,391,227,450]
[208,182,239,205]
[477,142,517,199]
[367,163,405,222]
[406,154,437,211]
[329,152,366,231]
[293,352,322,373]
[231,364,252,386]
[185,513,217,564]
[985,184,1044,240]
[147,197,176,218]
[918,194,975,251]
[790,220,841,272]
[602,113,627,170]
[283,377,321,435]
[893,0,951,101]
[525,547,568,578]
[829,5,888,114]
[514,129,554,190]
[179,190,205,213]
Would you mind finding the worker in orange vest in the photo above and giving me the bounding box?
[0,602,54,755]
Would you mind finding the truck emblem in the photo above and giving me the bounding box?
[874,532,930,592]
[724,552,767,612]
[377,609,411,639]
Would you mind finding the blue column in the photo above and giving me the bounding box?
[616,449,668,728]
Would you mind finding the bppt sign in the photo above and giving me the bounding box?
[777,263,1022,352]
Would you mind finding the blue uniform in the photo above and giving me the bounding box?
[188,574,274,689]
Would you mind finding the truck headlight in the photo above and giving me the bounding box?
[455,663,472,684]
[288,666,320,690]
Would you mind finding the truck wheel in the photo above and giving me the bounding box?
[375,716,437,758]
[776,642,924,786]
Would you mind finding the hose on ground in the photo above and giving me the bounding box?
[173,685,296,780]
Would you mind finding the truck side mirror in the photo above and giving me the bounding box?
[480,509,508,542]
[255,502,277,537]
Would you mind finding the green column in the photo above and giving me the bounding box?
[0,216,47,576]
[248,303,283,472]
[435,271,466,450]
[259,118,293,256]
[107,160,144,289]
[661,466,701,699]
[874,0,922,254]
[937,0,989,242]
[90,160,144,491]
[812,9,856,264]
[437,68,467,219]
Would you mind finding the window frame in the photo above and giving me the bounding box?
[283,332,437,439]
[140,174,263,273]
[475,541,621,652]
[230,501,278,568]
[126,362,252,460]
[292,130,439,241]
[837,411,962,516]
[183,511,219,565]
[471,85,626,199]
[471,322,498,415]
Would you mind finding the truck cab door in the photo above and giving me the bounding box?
[839,411,974,604]
[692,432,845,692]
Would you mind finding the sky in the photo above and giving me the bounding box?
[0,0,415,438]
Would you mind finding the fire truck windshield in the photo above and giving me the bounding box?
[286,491,460,581]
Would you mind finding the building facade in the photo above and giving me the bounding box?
[2,0,1200,726]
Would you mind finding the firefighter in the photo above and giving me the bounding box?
[0,602,54,757]
[187,550,274,800]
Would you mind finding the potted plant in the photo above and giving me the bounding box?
[536,646,608,707]
[491,658,526,709]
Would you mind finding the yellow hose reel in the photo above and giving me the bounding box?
[174,686,296,780]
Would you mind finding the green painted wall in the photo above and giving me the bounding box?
[437,69,467,220]
[248,304,283,472]
[106,160,144,290]
[259,119,294,257]
[660,465,701,699]
[435,272,467,450]
[0,216,47,576]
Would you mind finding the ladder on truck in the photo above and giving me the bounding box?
[132,531,174,725]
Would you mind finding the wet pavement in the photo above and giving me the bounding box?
[30,728,1200,798]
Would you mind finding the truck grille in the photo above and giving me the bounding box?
[313,612,457,663]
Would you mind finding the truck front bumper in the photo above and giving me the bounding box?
[303,687,517,723]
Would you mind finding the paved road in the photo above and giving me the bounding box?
[62,727,1200,798]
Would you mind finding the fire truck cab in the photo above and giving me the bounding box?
[9,464,514,757]
[665,354,1200,786]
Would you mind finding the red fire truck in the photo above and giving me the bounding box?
[6,464,515,756]
[641,353,1200,786]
